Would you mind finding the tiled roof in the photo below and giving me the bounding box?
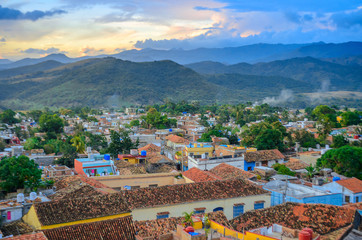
[135,217,183,240]
[165,134,189,144]
[117,165,147,175]
[0,220,33,237]
[49,184,105,201]
[209,163,256,180]
[245,149,285,162]
[138,144,161,153]
[146,152,172,164]
[43,215,136,240]
[207,211,234,229]
[122,179,268,209]
[34,193,130,226]
[230,202,356,235]
[182,167,221,182]
[54,175,110,190]
[6,232,48,240]
[336,178,362,193]
[282,158,309,170]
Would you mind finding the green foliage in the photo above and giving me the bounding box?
[0,155,42,192]
[26,110,43,122]
[130,120,140,127]
[305,164,316,180]
[24,137,42,150]
[141,108,176,129]
[340,111,361,126]
[198,125,225,142]
[56,141,78,168]
[317,146,362,179]
[107,130,139,158]
[293,129,318,148]
[0,139,5,151]
[273,163,296,176]
[183,211,194,226]
[332,135,349,148]
[0,109,19,124]
[39,113,64,134]
[71,136,86,154]
[85,132,107,151]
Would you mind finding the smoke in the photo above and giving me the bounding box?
[106,92,121,109]
[262,89,294,105]
[307,79,331,104]
[320,79,330,92]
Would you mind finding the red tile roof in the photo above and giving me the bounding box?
[282,158,309,170]
[34,193,130,226]
[245,149,285,162]
[122,179,268,209]
[165,134,189,144]
[6,232,47,240]
[1,220,33,237]
[209,163,256,180]
[182,167,222,182]
[135,217,183,240]
[138,144,161,153]
[43,215,136,240]
[230,202,356,235]
[336,178,362,193]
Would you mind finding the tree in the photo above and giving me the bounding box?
[272,163,295,176]
[183,211,194,227]
[39,113,64,134]
[255,128,285,151]
[85,132,108,151]
[24,137,42,150]
[316,146,362,179]
[130,120,140,127]
[340,111,361,126]
[312,105,336,118]
[0,139,5,151]
[71,136,86,154]
[293,129,317,148]
[305,165,316,180]
[107,130,139,158]
[141,108,176,129]
[0,155,42,192]
[56,141,78,168]
[332,135,348,148]
[0,109,19,124]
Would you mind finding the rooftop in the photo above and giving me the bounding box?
[122,179,268,209]
[182,167,221,182]
[209,163,256,180]
[43,215,136,240]
[283,158,309,170]
[5,232,48,240]
[245,149,285,162]
[165,134,189,144]
[335,177,362,193]
[138,143,161,153]
[230,202,356,236]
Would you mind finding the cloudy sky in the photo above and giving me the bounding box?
[1,0,361,60]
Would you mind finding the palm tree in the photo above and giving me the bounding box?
[71,136,85,154]
[182,211,194,227]
[305,164,316,181]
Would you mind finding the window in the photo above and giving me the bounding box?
[149,184,158,188]
[233,204,244,218]
[157,212,169,219]
[356,196,359,203]
[254,202,264,210]
[213,207,224,212]
[345,196,350,203]
[194,208,206,214]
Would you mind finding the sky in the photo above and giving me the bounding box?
[0,0,362,60]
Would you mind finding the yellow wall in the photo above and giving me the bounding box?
[210,220,277,240]
[23,206,131,231]
[94,172,184,189]
[131,194,271,221]
[185,146,214,156]
[124,157,139,164]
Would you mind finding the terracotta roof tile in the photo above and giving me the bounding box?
[49,184,105,201]
[210,163,256,180]
[165,134,189,144]
[245,149,285,162]
[34,193,130,226]
[0,220,33,237]
[146,152,172,164]
[6,232,47,240]
[43,215,136,240]
[182,167,222,182]
[282,158,309,170]
[336,178,362,193]
[138,144,161,153]
[230,202,356,235]
[122,179,268,209]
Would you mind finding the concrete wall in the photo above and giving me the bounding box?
[93,172,185,190]
[131,194,271,221]
[313,181,362,204]
[1,207,23,223]
[188,156,244,171]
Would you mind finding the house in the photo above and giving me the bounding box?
[282,158,309,173]
[188,154,245,171]
[74,154,117,176]
[184,143,214,159]
[244,149,285,171]
[230,202,357,239]
[182,167,222,183]
[264,180,343,206]
[42,165,73,178]
[209,163,257,181]
[314,177,362,204]
[118,149,147,165]
[23,193,131,230]
[121,178,271,221]
[164,134,190,161]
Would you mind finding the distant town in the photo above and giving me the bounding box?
[0,102,360,240]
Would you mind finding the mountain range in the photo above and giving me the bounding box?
[0,41,361,109]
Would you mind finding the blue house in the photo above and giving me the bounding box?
[264,180,343,206]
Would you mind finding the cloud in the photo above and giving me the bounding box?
[21,47,67,54]
[80,47,104,56]
[0,37,5,42]
[331,8,362,29]
[0,5,66,21]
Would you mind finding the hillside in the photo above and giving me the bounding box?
[186,57,362,91]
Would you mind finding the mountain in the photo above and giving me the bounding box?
[0,59,12,65]
[0,60,64,79]
[0,57,314,109]
[323,55,362,66]
[186,57,362,91]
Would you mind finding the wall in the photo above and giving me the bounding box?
[270,191,343,206]
[313,181,362,204]
[188,156,244,171]
[244,161,255,171]
[131,194,271,221]
[74,159,85,175]
[94,172,184,189]
[1,207,23,223]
